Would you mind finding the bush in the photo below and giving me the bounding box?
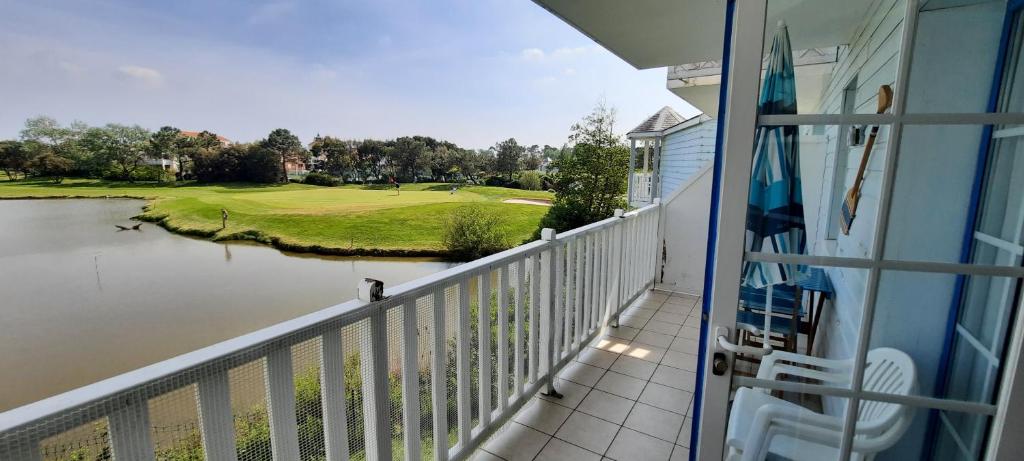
[241,146,282,183]
[303,171,340,186]
[518,171,543,190]
[442,205,514,260]
[27,152,73,183]
[483,175,508,187]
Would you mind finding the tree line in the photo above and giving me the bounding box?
[0,116,567,186]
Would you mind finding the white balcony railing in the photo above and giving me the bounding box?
[0,203,661,461]
[631,172,654,206]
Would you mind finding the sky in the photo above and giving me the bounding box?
[0,0,698,149]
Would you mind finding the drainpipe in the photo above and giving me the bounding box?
[652,136,663,202]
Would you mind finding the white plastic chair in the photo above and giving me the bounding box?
[726,347,917,461]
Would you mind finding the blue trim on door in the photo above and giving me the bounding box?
[689,2,735,460]
[927,2,1023,457]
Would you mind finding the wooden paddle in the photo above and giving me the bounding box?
[840,84,893,235]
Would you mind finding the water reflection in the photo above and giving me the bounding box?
[0,199,456,410]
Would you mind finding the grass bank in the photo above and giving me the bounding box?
[0,179,552,258]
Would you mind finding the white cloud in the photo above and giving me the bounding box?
[116,65,164,88]
[520,48,545,61]
[551,46,592,58]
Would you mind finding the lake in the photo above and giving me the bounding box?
[0,199,456,411]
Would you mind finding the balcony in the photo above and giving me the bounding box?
[0,204,666,461]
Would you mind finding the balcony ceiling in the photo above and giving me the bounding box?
[533,0,871,70]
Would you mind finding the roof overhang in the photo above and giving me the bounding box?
[532,0,871,69]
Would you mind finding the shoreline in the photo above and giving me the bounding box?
[1,195,462,261]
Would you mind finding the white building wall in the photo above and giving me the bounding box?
[659,119,717,199]
[659,165,713,295]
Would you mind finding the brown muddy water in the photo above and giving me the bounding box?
[0,199,457,412]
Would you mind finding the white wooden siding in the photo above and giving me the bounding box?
[659,120,717,198]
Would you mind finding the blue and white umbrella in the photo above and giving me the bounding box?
[740,21,808,343]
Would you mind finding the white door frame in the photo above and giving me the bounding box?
[694,0,767,459]
[694,0,1024,458]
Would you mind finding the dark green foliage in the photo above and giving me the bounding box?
[535,103,628,238]
[243,145,286,184]
[0,140,31,180]
[493,138,524,181]
[518,171,543,191]
[441,205,515,260]
[27,152,73,183]
[192,145,248,182]
[303,171,341,187]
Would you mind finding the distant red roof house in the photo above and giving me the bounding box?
[180,130,232,146]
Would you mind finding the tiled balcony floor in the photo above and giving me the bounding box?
[474,290,700,461]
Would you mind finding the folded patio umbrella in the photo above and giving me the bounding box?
[740,21,809,345]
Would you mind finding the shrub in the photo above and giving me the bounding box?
[441,205,514,260]
[518,171,543,190]
[241,145,282,183]
[483,175,508,187]
[303,171,340,186]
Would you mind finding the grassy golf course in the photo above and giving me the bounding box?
[0,178,553,257]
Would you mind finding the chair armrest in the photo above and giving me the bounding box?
[757,351,852,381]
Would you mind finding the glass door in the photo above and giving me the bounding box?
[695,0,1024,460]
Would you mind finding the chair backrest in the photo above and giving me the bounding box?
[853,348,918,453]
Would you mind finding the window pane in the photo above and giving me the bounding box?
[853,399,992,460]
[882,124,1024,265]
[868,270,1021,403]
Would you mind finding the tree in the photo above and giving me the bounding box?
[390,136,428,181]
[261,128,306,182]
[523,144,543,171]
[28,152,73,183]
[81,124,151,182]
[493,138,525,181]
[150,126,182,177]
[534,103,629,237]
[0,141,31,180]
[310,136,356,178]
[356,139,387,182]
[243,145,284,183]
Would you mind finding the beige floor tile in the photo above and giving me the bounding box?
[482,422,550,461]
[678,326,701,340]
[606,325,639,341]
[554,411,620,454]
[619,314,649,329]
[470,449,504,461]
[638,382,692,415]
[678,418,692,448]
[539,378,590,409]
[623,343,666,363]
[577,347,619,369]
[609,355,657,380]
[668,337,699,354]
[624,402,684,442]
[633,330,674,348]
[514,398,574,435]
[650,365,696,392]
[605,427,674,461]
[652,311,686,325]
[643,320,682,336]
[621,307,655,320]
[591,337,632,354]
[661,350,698,372]
[577,389,634,424]
[560,361,607,387]
[536,438,603,461]
[594,370,646,400]
[670,445,690,461]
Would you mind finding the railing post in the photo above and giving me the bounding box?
[320,329,349,461]
[477,272,492,428]
[652,198,662,287]
[456,279,472,449]
[539,228,563,398]
[627,138,637,208]
[108,393,155,461]
[429,287,449,461]
[401,301,422,461]
[266,346,301,460]
[611,208,626,327]
[357,279,392,461]
[196,370,237,461]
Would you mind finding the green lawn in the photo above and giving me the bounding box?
[0,179,553,257]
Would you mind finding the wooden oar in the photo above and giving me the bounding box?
[840,84,893,235]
